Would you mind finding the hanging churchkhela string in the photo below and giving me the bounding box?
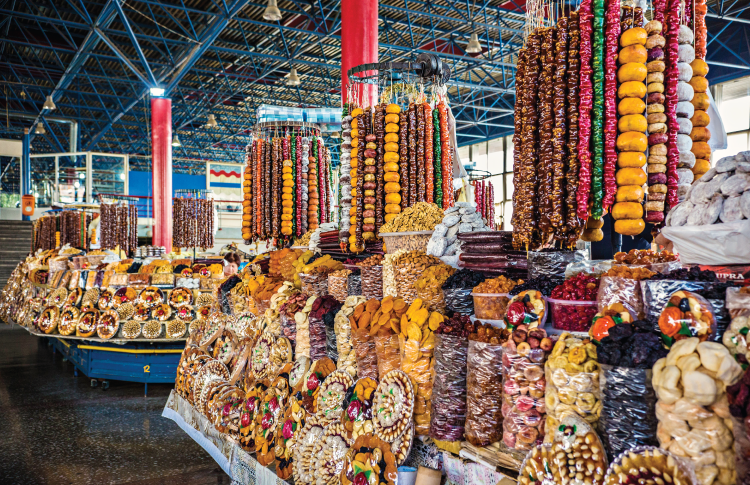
[173,197,213,249]
[242,123,331,246]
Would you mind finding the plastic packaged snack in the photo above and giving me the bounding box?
[351,327,378,380]
[310,422,354,485]
[443,287,474,314]
[334,296,365,377]
[598,364,659,460]
[392,251,442,304]
[528,249,587,279]
[653,338,743,485]
[308,296,342,362]
[299,272,328,297]
[430,329,469,442]
[382,251,403,298]
[398,298,442,435]
[727,373,750,485]
[726,287,750,318]
[375,333,402,379]
[340,434,398,485]
[505,290,548,329]
[294,295,316,358]
[545,333,601,429]
[502,327,551,451]
[346,274,361,297]
[597,276,645,319]
[360,265,384,300]
[657,290,716,346]
[373,369,415,443]
[315,369,354,425]
[328,270,351,302]
[414,264,455,312]
[465,337,506,446]
[641,279,713,328]
[548,298,599,333]
[472,292,511,320]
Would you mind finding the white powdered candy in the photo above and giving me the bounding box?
[720,196,744,223]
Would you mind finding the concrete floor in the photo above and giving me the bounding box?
[0,325,230,485]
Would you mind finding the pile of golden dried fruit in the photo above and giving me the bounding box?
[379,202,444,233]
[603,265,655,280]
[473,275,523,294]
[414,263,455,312]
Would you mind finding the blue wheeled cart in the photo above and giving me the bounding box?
[50,337,183,396]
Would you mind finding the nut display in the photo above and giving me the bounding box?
[392,250,441,304]
[379,201,444,233]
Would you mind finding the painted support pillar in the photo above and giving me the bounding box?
[21,128,30,221]
[150,96,172,249]
[341,0,378,105]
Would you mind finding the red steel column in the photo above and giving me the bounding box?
[150,97,173,249]
[341,0,378,104]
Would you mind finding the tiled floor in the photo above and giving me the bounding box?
[0,325,230,485]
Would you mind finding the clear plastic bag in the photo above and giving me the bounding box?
[299,272,328,297]
[565,259,614,279]
[657,290,716,346]
[323,301,340,362]
[501,338,548,451]
[375,334,402,379]
[726,287,750,318]
[641,280,713,328]
[334,296,365,377]
[598,364,659,460]
[598,276,644,319]
[399,333,435,436]
[308,296,341,362]
[351,326,378,380]
[430,334,468,442]
[347,274,361,297]
[444,287,474,315]
[360,265,383,300]
[415,281,447,313]
[465,339,505,446]
[545,336,601,429]
[328,274,349,302]
[382,254,399,298]
[528,250,587,280]
[280,312,297,342]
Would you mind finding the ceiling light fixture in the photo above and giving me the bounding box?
[43,95,56,110]
[287,67,301,86]
[263,0,282,21]
[34,124,46,135]
[149,87,165,97]
[466,32,482,54]
[206,114,218,128]
[172,134,182,147]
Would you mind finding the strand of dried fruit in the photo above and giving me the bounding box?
[374,103,386,234]
[353,107,365,250]
[399,110,409,211]
[551,16,569,237]
[664,0,680,210]
[602,0,621,211]
[242,142,253,242]
[309,137,320,230]
[384,104,402,224]
[264,136,271,239]
[291,133,298,237]
[511,46,526,242]
[281,135,294,237]
[362,108,376,241]
[566,13,582,244]
[271,137,279,238]
[433,107,442,207]
[591,0,606,219]
[438,101,452,210]
[577,0,594,220]
[538,27,556,237]
[423,103,434,203]
[416,101,426,202]
[407,103,417,207]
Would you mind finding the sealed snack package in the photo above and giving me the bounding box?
[414,264,455,312]
[328,270,351,302]
[443,287,474,314]
[382,252,402,298]
[599,364,659,460]
[726,345,750,484]
[473,292,511,320]
[641,280,713,327]
[430,330,469,442]
[294,295,316,358]
[657,290,716,346]
[726,287,750,318]
[341,377,378,441]
[398,298,442,435]
[653,337,743,485]
[597,276,644,319]
[308,296,341,361]
[299,272,328,297]
[465,337,506,446]
[375,334,401,379]
[360,265,384,300]
[505,290,547,329]
[502,327,552,451]
[346,274,361,297]
[352,326,378,380]
[545,333,601,430]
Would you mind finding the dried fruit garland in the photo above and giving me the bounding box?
[281,136,294,237]
[433,107,443,208]
[437,101,454,209]
[537,27,555,235]
[423,103,434,203]
[551,17,569,235]
[173,198,213,249]
[32,214,57,251]
[602,0,621,210]
[242,143,254,243]
[100,203,137,253]
[566,12,582,242]
[591,0,606,219]
[577,0,594,220]
[664,0,680,210]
